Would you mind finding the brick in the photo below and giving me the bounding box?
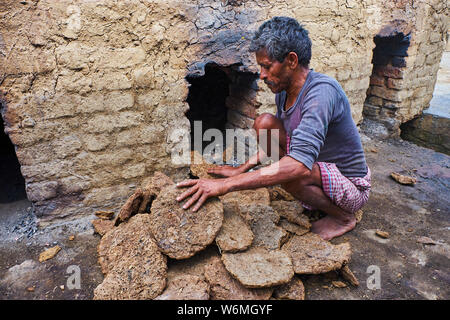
[59,176,91,195]
[83,185,133,206]
[375,65,404,79]
[425,51,442,65]
[78,94,105,114]
[84,112,144,133]
[369,86,411,102]
[387,78,405,89]
[52,135,82,159]
[104,91,134,112]
[82,134,111,152]
[366,95,383,106]
[44,94,81,119]
[21,161,73,183]
[412,86,427,98]
[133,67,155,89]
[344,78,370,92]
[337,68,351,81]
[429,32,442,43]
[362,103,381,118]
[121,163,146,179]
[369,75,385,87]
[26,181,59,202]
[97,47,146,69]
[89,148,134,168]
[57,72,93,94]
[56,42,94,70]
[92,72,132,91]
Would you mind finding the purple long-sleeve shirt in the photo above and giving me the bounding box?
[275,70,368,178]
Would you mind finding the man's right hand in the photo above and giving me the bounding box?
[207,165,244,177]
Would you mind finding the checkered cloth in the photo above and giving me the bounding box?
[286,134,371,213]
[299,162,371,213]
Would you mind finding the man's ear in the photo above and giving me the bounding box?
[286,52,299,69]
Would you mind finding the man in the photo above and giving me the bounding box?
[176,17,371,241]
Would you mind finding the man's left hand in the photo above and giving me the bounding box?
[176,178,228,212]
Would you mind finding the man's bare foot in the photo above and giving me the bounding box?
[311,214,356,241]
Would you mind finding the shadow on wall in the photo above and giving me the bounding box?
[185,64,230,152]
[185,63,259,155]
[0,100,27,203]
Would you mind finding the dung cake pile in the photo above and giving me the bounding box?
[92,153,359,300]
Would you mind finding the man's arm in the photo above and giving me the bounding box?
[177,155,309,212]
[208,148,266,177]
[225,155,307,192]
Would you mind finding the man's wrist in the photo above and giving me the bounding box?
[237,165,248,174]
[223,177,235,194]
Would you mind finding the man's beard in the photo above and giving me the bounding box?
[264,80,276,87]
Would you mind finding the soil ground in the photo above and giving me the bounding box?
[0,131,448,300]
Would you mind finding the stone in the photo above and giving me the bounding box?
[115,188,143,225]
[390,172,417,185]
[221,247,294,288]
[149,184,223,259]
[282,233,352,274]
[416,236,440,245]
[95,210,115,220]
[355,209,363,223]
[375,230,390,239]
[0,260,45,291]
[204,256,273,300]
[279,218,309,236]
[239,204,287,250]
[92,219,115,236]
[340,264,359,287]
[267,186,295,201]
[154,275,209,300]
[94,214,167,300]
[272,276,305,300]
[270,200,311,229]
[215,205,254,253]
[332,280,347,288]
[38,245,61,262]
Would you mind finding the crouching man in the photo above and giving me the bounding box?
[176,17,371,241]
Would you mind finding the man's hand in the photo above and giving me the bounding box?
[207,165,243,177]
[176,178,228,212]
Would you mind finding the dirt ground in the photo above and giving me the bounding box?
[0,130,448,300]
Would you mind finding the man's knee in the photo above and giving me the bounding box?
[281,164,322,196]
[253,113,278,130]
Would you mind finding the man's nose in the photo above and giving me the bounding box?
[259,69,266,81]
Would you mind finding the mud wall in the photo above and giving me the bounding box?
[363,0,449,136]
[0,0,448,223]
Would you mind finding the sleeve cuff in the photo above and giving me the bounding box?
[286,153,314,171]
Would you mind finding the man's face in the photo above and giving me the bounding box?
[255,49,291,93]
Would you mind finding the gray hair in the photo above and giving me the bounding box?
[249,17,312,67]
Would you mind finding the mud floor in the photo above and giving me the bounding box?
[0,132,449,300]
